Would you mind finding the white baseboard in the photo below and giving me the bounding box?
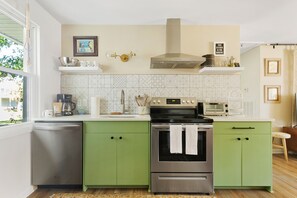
[18,186,36,198]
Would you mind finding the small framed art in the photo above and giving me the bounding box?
[264,85,281,103]
[264,58,281,76]
[214,42,225,56]
[73,36,98,57]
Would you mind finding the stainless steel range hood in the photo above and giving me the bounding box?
[150,19,205,69]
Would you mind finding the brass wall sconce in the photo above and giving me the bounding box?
[106,51,136,62]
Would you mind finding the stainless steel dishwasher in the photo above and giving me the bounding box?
[32,121,82,185]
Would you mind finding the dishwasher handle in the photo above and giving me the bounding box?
[34,124,81,131]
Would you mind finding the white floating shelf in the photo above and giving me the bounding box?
[58,66,103,74]
[199,67,244,75]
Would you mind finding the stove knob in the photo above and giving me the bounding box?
[191,100,195,104]
[182,100,186,104]
[187,100,190,104]
[157,100,161,104]
[152,100,156,104]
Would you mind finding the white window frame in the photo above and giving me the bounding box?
[0,1,39,124]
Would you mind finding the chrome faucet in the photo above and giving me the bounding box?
[121,90,125,114]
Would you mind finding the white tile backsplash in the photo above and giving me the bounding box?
[164,75,177,88]
[61,74,241,114]
[89,75,98,88]
[139,75,152,88]
[127,75,139,88]
[113,75,127,88]
[151,75,164,88]
[73,75,88,88]
[177,75,190,88]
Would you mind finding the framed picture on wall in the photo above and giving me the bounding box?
[73,36,98,56]
[214,42,225,56]
[264,85,281,103]
[264,58,281,76]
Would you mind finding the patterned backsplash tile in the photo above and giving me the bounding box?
[61,74,241,114]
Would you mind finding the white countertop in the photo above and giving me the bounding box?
[34,114,151,122]
[34,114,273,122]
[208,115,273,122]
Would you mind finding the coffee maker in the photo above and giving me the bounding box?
[57,94,76,116]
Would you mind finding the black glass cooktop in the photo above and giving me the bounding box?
[150,107,213,123]
[150,116,213,123]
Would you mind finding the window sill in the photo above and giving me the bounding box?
[0,122,33,140]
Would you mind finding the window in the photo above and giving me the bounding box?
[0,71,27,125]
[0,7,36,126]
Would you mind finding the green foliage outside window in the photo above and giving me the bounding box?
[0,36,23,77]
[0,35,25,125]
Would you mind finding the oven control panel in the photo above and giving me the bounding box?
[150,97,197,107]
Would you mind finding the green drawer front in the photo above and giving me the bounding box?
[214,121,271,135]
[84,121,149,134]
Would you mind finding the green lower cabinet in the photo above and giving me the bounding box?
[214,135,242,186]
[117,134,149,185]
[242,135,272,186]
[214,121,272,190]
[83,121,150,190]
[84,134,117,185]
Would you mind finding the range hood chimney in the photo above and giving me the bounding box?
[150,18,205,69]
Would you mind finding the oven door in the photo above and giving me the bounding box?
[151,123,213,173]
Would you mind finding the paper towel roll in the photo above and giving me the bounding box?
[90,97,100,117]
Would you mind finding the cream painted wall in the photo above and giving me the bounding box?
[182,25,240,65]
[259,45,293,128]
[241,46,261,116]
[241,45,293,128]
[62,25,240,74]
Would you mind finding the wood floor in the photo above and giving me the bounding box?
[28,154,297,198]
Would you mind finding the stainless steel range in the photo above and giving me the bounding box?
[150,97,214,194]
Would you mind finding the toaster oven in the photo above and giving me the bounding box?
[198,102,228,116]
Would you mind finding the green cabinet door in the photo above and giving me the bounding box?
[84,134,117,185]
[242,135,272,186]
[214,134,242,186]
[117,134,149,185]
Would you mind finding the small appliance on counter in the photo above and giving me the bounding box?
[198,102,228,116]
[57,94,76,116]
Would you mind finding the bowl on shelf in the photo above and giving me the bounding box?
[59,57,79,66]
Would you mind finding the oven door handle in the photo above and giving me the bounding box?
[151,124,213,129]
[158,176,207,181]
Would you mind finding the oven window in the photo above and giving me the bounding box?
[159,130,206,161]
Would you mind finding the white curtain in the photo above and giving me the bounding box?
[24,0,31,67]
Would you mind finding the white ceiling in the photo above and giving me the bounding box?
[36,0,297,49]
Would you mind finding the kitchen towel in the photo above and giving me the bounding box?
[170,125,183,154]
[185,125,198,155]
[90,96,100,117]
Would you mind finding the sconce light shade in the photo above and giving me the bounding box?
[106,51,136,62]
